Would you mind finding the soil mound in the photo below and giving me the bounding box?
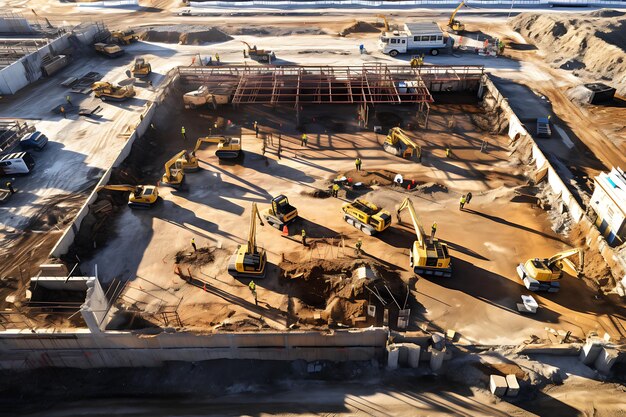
[339,20,380,36]
[140,26,233,45]
[175,247,215,266]
[511,12,626,95]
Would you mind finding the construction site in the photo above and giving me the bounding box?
[0,1,625,415]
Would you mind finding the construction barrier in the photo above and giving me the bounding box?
[190,0,626,8]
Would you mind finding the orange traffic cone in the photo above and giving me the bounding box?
[203,282,207,292]
[282,225,289,236]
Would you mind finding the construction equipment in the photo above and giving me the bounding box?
[228,203,267,279]
[383,127,421,160]
[517,248,584,293]
[183,85,234,109]
[448,1,466,33]
[96,184,159,209]
[342,199,392,235]
[536,117,552,138]
[91,82,136,101]
[109,29,138,45]
[180,136,242,171]
[376,14,390,31]
[241,41,275,63]
[397,197,452,277]
[94,42,124,58]
[160,150,186,189]
[130,58,151,78]
[262,195,298,229]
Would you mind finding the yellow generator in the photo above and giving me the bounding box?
[397,197,452,277]
[228,203,267,278]
[342,199,391,235]
[517,248,583,293]
[96,184,159,209]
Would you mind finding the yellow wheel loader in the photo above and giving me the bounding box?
[342,199,391,235]
[397,197,452,277]
[228,202,267,279]
[517,248,584,293]
[96,184,159,209]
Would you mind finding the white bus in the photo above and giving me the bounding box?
[379,22,451,57]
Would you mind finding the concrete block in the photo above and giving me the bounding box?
[407,344,421,368]
[593,347,619,374]
[387,345,399,370]
[579,340,603,365]
[489,375,507,397]
[505,374,519,397]
[429,346,445,372]
[397,344,409,365]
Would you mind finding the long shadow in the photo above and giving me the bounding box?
[439,238,490,261]
[463,208,566,243]
[376,225,415,250]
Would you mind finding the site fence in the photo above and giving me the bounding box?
[191,0,626,8]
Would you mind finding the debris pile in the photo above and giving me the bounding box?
[140,26,233,45]
[339,21,381,36]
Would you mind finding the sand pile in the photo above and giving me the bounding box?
[511,10,626,95]
[140,26,233,45]
[339,20,381,36]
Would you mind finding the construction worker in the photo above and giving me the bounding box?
[355,157,362,171]
[466,192,473,205]
[254,121,259,137]
[191,237,197,252]
[60,106,66,118]
[181,126,186,141]
[410,57,418,68]
[355,238,362,256]
[301,133,307,147]
[277,145,282,159]
[332,183,340,198]
[261,138,266,155]
[215,52,220,64]
[459,194,467,211]
[445,146,451,158]
[248,280,258,306]
[6,181,15,194]
[66,95,72,107]
[301,229,307,246]
[431,222,437,243]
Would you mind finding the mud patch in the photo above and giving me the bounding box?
[175,247,216,266]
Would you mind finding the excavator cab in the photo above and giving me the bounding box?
[228,203,267,278]
[342,199,392,235]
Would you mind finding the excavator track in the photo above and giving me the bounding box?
[343,214,376,236]
[215,150,241,159]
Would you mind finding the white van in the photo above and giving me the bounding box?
[0,152,36,175]
[379,22,451,56]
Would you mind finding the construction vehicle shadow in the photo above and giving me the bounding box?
[438,238,490,261]
[431,257,562,324]
[293,217,340,239]
[463,208,566,243]
[355,250,408,274]
[375,225,415,249]
[203,161,275,198]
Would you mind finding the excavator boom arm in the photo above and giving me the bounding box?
[449,1,465,26]
[241,40,252,50]
[389,127,418,150]
[165,150,187,178]
[376,14,390,31]
[397,197,425,247]
[248,203,264,254]
[193,136,225,152]
[548,248,584,275]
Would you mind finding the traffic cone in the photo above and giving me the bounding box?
[203,282,207,292]
[282,225,289,236]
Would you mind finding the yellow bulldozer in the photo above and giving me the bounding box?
[130,57,151,78]
[91,82,135,101]
[96,184,159,209]
[383,127,422,161]
[179,136,243,171]
[397,197,452,277]
[516,248,584,293]
[160,150,186,189]
[262,195,298,230]
[228,202,267,279]
[342,199,391,235]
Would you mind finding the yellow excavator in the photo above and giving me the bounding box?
[160,150,186,189]
[228,202,267,278]
[179,136,242,171]
[517,248,584,293]
[130,57,151,78]
[96,184,159,209]
[383,127,422,161]
[241,41,275,62]
[342,199,391,235]
[397,197,452,277]
[92,82,135,101]
[262,195,298,229]
[448,1,466,33]
[376,14,390,31]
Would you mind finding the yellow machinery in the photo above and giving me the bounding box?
[228,202,267,279]
[160,150,186,189]
[94,42,124,58]
[376,14,390,31]
[448,1,466,33]
[342,199,392,235]
[92,82,136,101]
[383,127,421,160]
[262,195,298,229]
[96,184,159,209]
[397,197,452,277]
[517,248,584,293]
[130,58,151,78]
[180,136,242,171]
[241,41,275,62]
[110,29,138,45]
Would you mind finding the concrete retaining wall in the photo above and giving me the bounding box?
[191,0,626,8]
[0,17,33,34]
[0,328,388,369]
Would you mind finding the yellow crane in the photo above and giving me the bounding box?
[180,136,242,171]
[448,1,466,33]
[397,197,452,277]
[160,150,186,189]
[376,14,390,31]
[383,127,422,161]
[517,248,584,293]
[342,199,392,235]
[228,202,267,278]
[96,184,159,209]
